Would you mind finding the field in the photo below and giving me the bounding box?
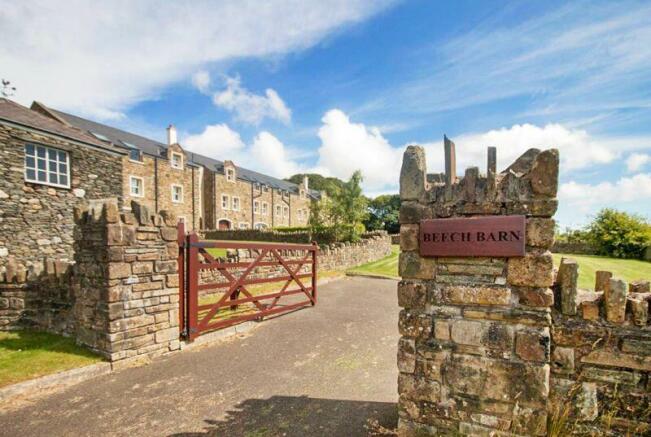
[347,246,651,289]
[0,331,103,387]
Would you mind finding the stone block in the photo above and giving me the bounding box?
[399,201,429,224]
[160,227,177,242]
[154,327,178,344]
[398,310,431,340]
[400,224,419,252]
[529,149,559,197]
[581,349,651,371]
[556,257,578,315]
[629,280,650,294]
[507,251,553,288]
[131,201,152,225]
[433,320,450,341]
[581,367,641,385]
[511,405,547,436]
[577,382,598,421]
[551,347,574,373]
[627,296,649,326]
[397,280,426,309]
[620,338,651,355]
[107,262,131,279]
[159,210,178,227]
[526,218,555,248]
[516,287,554,307]
[155,260,177,274]
[399,252,435,280]
[515,328,550,362]
[132,262,153,275]
[437,286,511,306]
[398,373,441,403]
[397,338,416,373]
[102,201,120,223]
[581,299,600,321]
[595,270,612,292]
[400,145,427,201]
[604,278,627,324]
[450,320,483,346]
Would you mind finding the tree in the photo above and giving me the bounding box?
[329,170,368,241]
[286,173,344,197]
[365,194,400,233]
[587,209,651,258]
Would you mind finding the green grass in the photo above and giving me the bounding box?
[347,245,400,279]
[552,253,651,290]
[0,331,103,388]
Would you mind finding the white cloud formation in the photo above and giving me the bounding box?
[213,76,291,125]
[250,132,300,176]
[191,70,211,94]
[560,174,651,207]
[0,0,393,119]
[315,109,402,192]
[626,153,651,172]
[184,124,246,161]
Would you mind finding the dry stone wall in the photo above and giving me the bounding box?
[397,142,650,436]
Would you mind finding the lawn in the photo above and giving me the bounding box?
[0,331,103,388]
[552,253,651,290]
[345,246,651,289]
[347,245,400,279]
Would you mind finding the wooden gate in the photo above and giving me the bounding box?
[177,223,318,341]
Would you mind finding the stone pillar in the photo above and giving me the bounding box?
[397,144,558,436]
[73,200,180,364]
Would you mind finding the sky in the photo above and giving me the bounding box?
[2,0,651,229]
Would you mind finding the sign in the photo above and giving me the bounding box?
[419,216,526,257]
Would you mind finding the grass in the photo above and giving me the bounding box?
[0,330,103,388]
[552,253,651,290]
[347,245,400,279]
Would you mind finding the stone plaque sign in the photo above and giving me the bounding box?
[420,215,525,257]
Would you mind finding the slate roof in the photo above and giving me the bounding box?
[42,104,319,197]
[0,98,124,154]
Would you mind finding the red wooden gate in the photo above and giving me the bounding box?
[177,223,318,341]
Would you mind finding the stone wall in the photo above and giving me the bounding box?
[318,232,392,272]
[396,141,650,436]
[552,241,597,255]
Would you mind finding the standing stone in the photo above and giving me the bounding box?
[530,149,559,197]
[605,279,627,324]
[557,258,578,315]
[595,271,612,292]
[629,280,650,294]
[627,296,649,326]
[400,146,427,201]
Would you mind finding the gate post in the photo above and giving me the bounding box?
[177,222,186,337]
[187,232,200,342]
[397,142,559,436]
[311,241,318,305]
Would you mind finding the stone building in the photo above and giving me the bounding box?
[0,97,318,274]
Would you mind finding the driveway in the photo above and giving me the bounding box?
[0,277,399,436]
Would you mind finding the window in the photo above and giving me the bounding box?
[226,168,235,182]
[171,185,183,203]
[232,197,240,211]
[129,149,142,162]
[255,223,268,230]
[253,200,259,214]
[283,206,289,217]
[129,176,144,197]
[239,223,250,229]
[298,209,303,219]
[24,144,70,188]
[221,194,230,210]
[275,205,281,216]
[261,202,268,216]
[171,152,183,169]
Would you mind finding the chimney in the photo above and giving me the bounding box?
[303,175,309,190]
[167,124,177,145]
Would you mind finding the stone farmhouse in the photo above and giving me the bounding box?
[0,98,317,275]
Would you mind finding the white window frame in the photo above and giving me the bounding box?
[253,200,259,214]
[275,205,282,216]
[171,184,183,203]
[232,196,240,211]
[171,152,183,169]
[128,149,143,163]
[283,206,289,218]
[254,222,268,230]
[221,194,230,210]
[238,222,250,229]
[226,168,235,182]
[129,176,144,197]
[24,144,71,189]
[261,202,268,216]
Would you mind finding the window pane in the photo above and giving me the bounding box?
[49,173,58,185]
[26,169,36,180]
[59,175,68,186]
[25,156,35,169]
[37,159,46,170]
[59,163,67,173]
[58,151,66,161]
[38,170,47,181]
[49,160,57,172]
[25,144,35,156]
[37,147,46,158]
[48,148,57,160]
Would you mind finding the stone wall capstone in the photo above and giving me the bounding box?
[397,141,650,436]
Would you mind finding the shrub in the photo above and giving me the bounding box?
[587,209,651,259]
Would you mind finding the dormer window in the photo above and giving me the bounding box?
[226,168,235,182]
[171,152,183,169]
[129,149,142,162]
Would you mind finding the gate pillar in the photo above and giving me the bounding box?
[397,141,559,436]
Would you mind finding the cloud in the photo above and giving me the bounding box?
[184,124,246,161]
[560,174,651,207]
[315,109,402,192]
[183,124,301,179]
[0,0,394,119]
[213,76,291,125]
[626,153,651,172]
[191,70,211,94]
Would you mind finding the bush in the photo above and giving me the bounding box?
[587,209,651,259]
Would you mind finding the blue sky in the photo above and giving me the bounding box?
[3,0,651,228]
